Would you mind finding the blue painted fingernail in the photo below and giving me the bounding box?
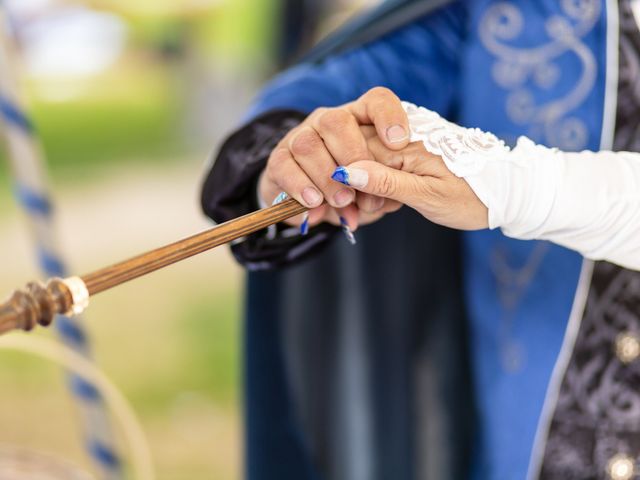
[332,166,350,186]
[272,191,289,205]
[332,166,368,188]
[339,216,357,245]
[300,212,310,235]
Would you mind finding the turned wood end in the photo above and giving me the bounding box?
[0,278,74,335]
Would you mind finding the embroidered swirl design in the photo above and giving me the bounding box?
[478,1,600,150]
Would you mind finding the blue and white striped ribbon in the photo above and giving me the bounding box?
[0,10,124,478]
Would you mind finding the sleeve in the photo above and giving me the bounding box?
[402,102,640,271]
[474,143,640,271]
[201,2,467,269]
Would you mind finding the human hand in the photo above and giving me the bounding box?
[258,87,408,231]
[331,125,489,230]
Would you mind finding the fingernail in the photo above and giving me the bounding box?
[386,124,408,143]
[369,196,384,212]
[331,166,350,185]
[333,188,354,207]
[302,187,321,207]
[331,166,369,188]
[272,191,289,205]
[300,211,310,235]
[339,216,357,245]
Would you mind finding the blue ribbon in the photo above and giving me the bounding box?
[14,184,52,216]
[86,439,122,471]
[37,247,66,277]
[69,376,102,402]
[55,315,88,347]
[0,95,34,133]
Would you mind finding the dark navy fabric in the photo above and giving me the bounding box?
[245,271,321,480]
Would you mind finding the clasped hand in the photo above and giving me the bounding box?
[258,87,488,232]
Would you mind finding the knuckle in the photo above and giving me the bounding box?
[418,179,443,206]
[385,153,405,170]
[308,107,328,122]
[383,151,411,171]
[317,108,351,132]
[311,106,328,117]
[386,145,426,172]
[269,147,289,168]
[342,145,368,164]
[290,127,322,156]
[376,173,397,197]
[368,86,394,100]
[264,166,280,189]
[401,151,420,172]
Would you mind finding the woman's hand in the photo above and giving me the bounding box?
[258,87,407,230]
[332,126,489,230]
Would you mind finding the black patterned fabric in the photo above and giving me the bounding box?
[540,264,640,478]
[614,0,640,153]
[540,1,640,478]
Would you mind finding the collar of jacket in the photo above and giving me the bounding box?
[297,0,456,65]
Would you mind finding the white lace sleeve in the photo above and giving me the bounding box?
[403,101,640,271]
[403,101,510,177]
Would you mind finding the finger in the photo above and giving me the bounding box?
[358,199,402,224]
[311,109,379,216]
[312,108,371,166]
[385,199,403,213]
[360,125,377,139]
[288,204,330,232]
[289,126,355,209]
[339,203,359,231]
[346,86,409,150]
[366,136,449,177]
[265,147,323,208]
[355,191,385,213]
[350,124,395,213]
[307,204,328,226]
[331,160,429,206]
[325,204,360,231]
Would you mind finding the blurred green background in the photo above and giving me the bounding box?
[0,0,372,478]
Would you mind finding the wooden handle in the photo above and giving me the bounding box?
[82,197,306,294]
[0,198,307,335]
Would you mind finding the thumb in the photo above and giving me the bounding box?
[346,87,410,150]
[331,162,419,204]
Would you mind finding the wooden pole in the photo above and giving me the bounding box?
[0,198,306,335]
